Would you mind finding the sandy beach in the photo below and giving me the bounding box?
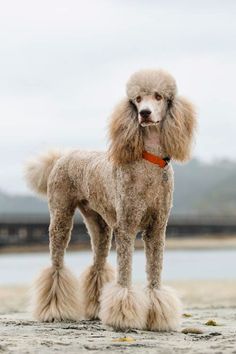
[0,280,235,353]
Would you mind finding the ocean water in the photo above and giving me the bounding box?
[0,249,235,285]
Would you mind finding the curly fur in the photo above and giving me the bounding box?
[160,96,197,161]
[99,283,149,330]
[109,69,196,164]
[31,266,82,322]
[80,263,115,319]
[25,150,62,195]
[108,99,144,165]
[126,69,177,100]
[25,68,196,330]
[146,287,182,331]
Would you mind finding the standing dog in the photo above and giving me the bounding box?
[25,69,196,331]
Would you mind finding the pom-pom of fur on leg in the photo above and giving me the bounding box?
[31,266,82,322]
[146,286,182,331]
[99,282,149,330]
[79,263,115,319]
[24,150,62,195]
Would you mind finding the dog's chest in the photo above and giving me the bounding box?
[142,164,173,203]
[116,162,174,207]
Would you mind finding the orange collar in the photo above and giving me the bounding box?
[142,150,170,168]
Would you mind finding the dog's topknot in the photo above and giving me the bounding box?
[126,69,177,100]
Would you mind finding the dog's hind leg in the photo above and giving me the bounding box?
[143,212,182,331]
[79,210,115,319]
[99,223,148,330]
[31,202,82,322]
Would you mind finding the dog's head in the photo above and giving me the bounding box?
[108,69,197,165]
[126,69,176,127]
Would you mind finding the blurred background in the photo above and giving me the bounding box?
[0,0,235,312]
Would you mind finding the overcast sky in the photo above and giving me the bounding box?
[0,0,236,194]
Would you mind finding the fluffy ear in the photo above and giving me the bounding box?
[108,98,144,165]
[160,96,197,162]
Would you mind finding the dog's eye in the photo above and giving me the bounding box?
[155,93,163,101]
[136,96,142,103]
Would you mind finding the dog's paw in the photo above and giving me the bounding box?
[31,266,82,322]
[146,286,182,331]
[79,263,115,319]
[99,282,148,330]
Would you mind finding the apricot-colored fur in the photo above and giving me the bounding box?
[99,283,149,330]
[146,287,182,331]
[25,69,196,330]
[31,266,82,322]
[80,263,115,319]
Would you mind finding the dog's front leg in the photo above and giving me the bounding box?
[143,215,182,331]
[99,225,148,330]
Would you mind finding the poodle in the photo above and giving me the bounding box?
[25,69,196,331]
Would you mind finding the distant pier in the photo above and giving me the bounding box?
[1,213,236,250]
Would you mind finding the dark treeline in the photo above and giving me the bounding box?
[0,158,236,217]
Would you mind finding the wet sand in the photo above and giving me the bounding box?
[0,280,235,353]
[0,308,235,354]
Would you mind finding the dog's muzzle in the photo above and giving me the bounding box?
[139,109,152,125]
[140,109,151,119]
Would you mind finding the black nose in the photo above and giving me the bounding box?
[140,109,151,119]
